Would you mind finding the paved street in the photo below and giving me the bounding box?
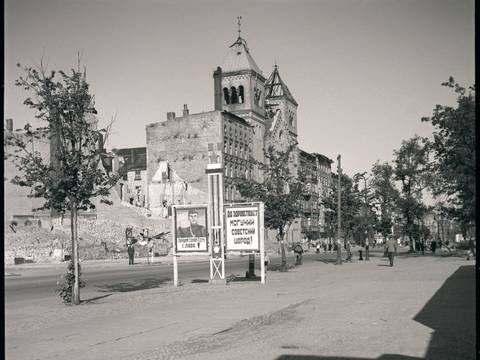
[4,249,475,360]
[5,255,275,305]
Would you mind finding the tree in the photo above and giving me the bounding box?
[5,60,119,304]
[236,144,304,269]
[369,162,399,239]
[322,173,362,244]
[393,136,430,252]
[421,78,475,240]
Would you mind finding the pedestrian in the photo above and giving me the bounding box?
[365,237,370,261]
[385,235,397,266]
[345,240,352,262]
[328,243,332,252]
[430,239,437,256]
[127,241,135,265]
[316,242,320,254]
[293,243,304,265]
[147,238,154,264]
[264,251,269,274]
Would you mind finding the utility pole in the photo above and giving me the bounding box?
[336,155,342,265]
[354,172,370,260]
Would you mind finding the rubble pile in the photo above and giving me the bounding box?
[4,225,71,264]
[4,217,173,264]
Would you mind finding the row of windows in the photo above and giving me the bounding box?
[225,185,238,201]
[224,127,251,140]
[224,163,252,179]
[223,86,244,105]
[223,85,264,107]
[224,141,251,159]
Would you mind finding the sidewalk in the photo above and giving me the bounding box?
[5,253,475,360]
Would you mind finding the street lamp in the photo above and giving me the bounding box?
[354,172,370,261]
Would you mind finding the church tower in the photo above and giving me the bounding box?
[264,64,298,145]
[213,17,266,179]
[264,64,299,173]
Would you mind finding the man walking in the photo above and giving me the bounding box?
[385,236,397,267]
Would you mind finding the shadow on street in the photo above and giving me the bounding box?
[276,355,421,359]
[414,265,475,359]
[97,277,171,292]
[81,293,113,304]
[275,265,475,360]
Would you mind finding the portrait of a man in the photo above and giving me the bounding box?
[177,209,206,238]
[175,207,208,252]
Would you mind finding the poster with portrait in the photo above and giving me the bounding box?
[173,205,208,254]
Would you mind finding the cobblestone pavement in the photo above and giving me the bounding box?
[5,251,475,360]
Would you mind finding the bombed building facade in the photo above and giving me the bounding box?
[145,32,333,240]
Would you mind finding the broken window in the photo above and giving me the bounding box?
[223,88,230,104]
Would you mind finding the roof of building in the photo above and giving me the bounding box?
[299,149,333,166]
[220,36,263,74]
[222,111,254,128]
[265,65,298,106]
[314,153,334,165]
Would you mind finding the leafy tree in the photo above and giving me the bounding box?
[368,162,400,239]
[393,135,430,252]
[236,144,304,269]
[322,173,362,244]
[421,78,475,240]
[5,60,119,304]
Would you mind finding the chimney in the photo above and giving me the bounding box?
[183,104,189,117]
[5,118,13,132]
[167,112,176,121]
[213,66,222,111]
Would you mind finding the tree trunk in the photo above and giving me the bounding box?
[278,231,287,270]
[71,206,80,305]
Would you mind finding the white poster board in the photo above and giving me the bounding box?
[225,203,260,252]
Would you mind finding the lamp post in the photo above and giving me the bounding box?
[354,172,370,260]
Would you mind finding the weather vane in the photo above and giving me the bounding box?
[237,16,242,36]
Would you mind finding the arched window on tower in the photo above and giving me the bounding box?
[230,87,238,104]
[223,88,230,104]
[238,86,244,104]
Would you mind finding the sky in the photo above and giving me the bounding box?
[4,0,475,177]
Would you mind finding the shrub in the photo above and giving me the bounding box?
[56,260,86,303]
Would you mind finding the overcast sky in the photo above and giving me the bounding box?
[4,0,474,176]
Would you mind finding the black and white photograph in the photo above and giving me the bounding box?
[174,207,208,253]
[4,0,475,359]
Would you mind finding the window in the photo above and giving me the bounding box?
[223,88,230,104]
[231,87,238,104]
[238,86,244,103]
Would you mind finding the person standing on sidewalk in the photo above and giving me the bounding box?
[345,240,353,262]
[294,243,304,265]
[365,236,370,260]
[127,242,135,265]
[147,238,154,264]
[385,236,397,266]
[430,239,437,256]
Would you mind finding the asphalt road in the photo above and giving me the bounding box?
[4,254,283,305]
[4,247,387,306]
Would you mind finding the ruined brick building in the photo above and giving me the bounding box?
[145,31,333,240]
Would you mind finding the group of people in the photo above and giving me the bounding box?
[125,227,155,266]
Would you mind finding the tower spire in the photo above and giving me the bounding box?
[237,16,242,37]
